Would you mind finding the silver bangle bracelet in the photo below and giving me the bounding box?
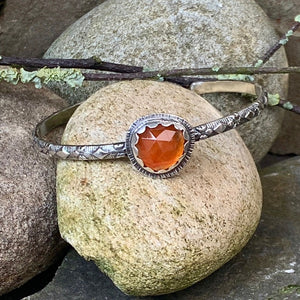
[34,81,268,178]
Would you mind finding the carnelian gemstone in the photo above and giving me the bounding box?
[136,124,185,171]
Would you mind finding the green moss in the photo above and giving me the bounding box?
[91,56,102,63]
[279,285,300,294]
[268,284,300,299]
[172,207,183,216]
[94,256,116,277]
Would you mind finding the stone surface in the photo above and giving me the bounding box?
[255,0,300,155]
[255,0,299,29]
[30,156,300,299]
[0,0,105,57]
[0,82,67,295]
[55,80,262,296]
[44,0,288,162]
[0,2,4,13]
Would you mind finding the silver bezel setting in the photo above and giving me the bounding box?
[126,114,195,178]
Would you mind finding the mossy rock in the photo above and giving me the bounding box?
[56,80,262,296]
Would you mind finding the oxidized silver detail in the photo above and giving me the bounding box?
[33,81,268,178]
[125,114,195,179]
[33,103,127,160]
[191,82,267,141]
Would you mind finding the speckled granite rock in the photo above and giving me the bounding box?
[0,82,67,295]
[255,1,300,155]
[30,156,300,299]
[0,0,105,57]
[255,0,299,31]
[44,0,288,162]
[55,80,262,296]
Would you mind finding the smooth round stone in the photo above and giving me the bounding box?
[0,0,104,57]
[44,0,288,162]
[0,82,67,295]
[255,0,299,27]
[31,156,300,299]
[57,80,262,296]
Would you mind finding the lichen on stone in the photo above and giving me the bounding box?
[267,93,280,106]
[286,30,294,37]
[295,15,300,22]
[254,59,263,68]
[212,66,220,72]
[279,37,289,45]
[156,73,164,81]
[20,68,38,83]
[0,67,19,84]
[282,101,293,110]
[0,66,85,88]
[279,29,295,46]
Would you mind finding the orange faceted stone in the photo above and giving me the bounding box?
[136,124,185,171]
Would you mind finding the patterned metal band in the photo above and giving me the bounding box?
[34,81,268,161]
[191,81,268,141]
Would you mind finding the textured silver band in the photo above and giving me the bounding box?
[34,81,268,160]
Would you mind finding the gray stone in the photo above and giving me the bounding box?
[44,0,288,162]
[255,0,300,155]
[0,0,105,57]
[55,80,262,296]
[29,249,127,300]
[0,82,67,295]
[255,0,299,24]
[30,156,300,299]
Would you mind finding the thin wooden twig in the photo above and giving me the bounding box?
[0,56,143,73]
[278,99,300,114]
[256,20,300,66]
